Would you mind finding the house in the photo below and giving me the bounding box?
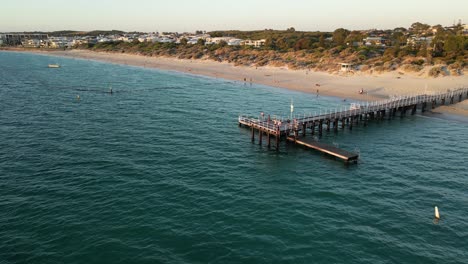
[242,39,266,48]
[406,36,433,46]
[206,37,234,45]
[363,37,386,46]
[49,37,72,48]
[228,38,243,46]
[22,39,41,48]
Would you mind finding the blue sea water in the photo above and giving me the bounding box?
[0,51,467,264]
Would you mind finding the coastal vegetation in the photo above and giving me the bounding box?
[80,22,466,76]
[4,22,467,76]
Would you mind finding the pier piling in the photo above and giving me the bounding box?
[238,87,468,162]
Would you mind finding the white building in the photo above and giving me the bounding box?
[49,37,73,48]
[206,37,234,45]
[242,39,266,48]
[363,37,386,46]
[22,39,41,48]
[340,63,353,72]
[228,38,243,46]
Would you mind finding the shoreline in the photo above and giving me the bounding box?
[3,48,468,116]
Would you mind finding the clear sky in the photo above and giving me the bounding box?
[1,0,467,32]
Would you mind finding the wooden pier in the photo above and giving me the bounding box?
[238,87,468,163]
[287,137,359,163]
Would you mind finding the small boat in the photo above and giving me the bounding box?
[48,64,60,68]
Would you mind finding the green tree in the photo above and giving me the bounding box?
[332,28,350,46]
[197,38,206,46]
[417,43,428,57]
[318,34,325,48]
[218,40,228,47]
[410,22,430,34]
[294,38,311,50]
[180,38,188,45]
[276,37,289,51]
[444,35,464,54]
[265,37,276,50]
[391,31,406,47]
[345,31,364,45]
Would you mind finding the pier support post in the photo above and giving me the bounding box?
[400,107,405,117]
[432,100,436,109]
[259,130,263,145]
[275,128,280,151]
[459,94,463,102]
[349,117,353,130]
[251,127,255,142]
[267,133,271,148]
[318,120,323,136]
[311,122,315,135]
[411,105,417,115]
[441,98,445,105]
[341,118,345,129]
[450,96,454,104]
[422,102,426,112]
[334,119,338,132]
[326,120,330,132]
[355,116,359,125]
[381,110,386,120]
[363,114,368,127]
[302,123,306,137]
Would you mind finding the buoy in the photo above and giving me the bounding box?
[76,95,80,100]
[434,206,440,219]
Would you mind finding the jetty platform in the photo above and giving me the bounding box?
[239,87,468,163]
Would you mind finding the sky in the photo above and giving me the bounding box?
[1,0,467,32]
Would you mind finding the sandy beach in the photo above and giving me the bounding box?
[5,48,468,115]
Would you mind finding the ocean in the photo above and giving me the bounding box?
[1,51,467,264]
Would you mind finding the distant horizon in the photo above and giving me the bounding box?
[0,21,463,35]
[1,0,467,32]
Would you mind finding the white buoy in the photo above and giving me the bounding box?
[434,206,440,219]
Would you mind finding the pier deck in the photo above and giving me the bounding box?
[238,87,468,163]
[287,137,359,163]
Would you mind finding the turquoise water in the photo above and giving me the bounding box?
[1,51,467,264]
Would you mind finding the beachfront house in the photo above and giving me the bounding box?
[206,37,235,45]
[242,39,266,48]
[21,39,42,48]
[228,38,243,46]
[49,37,73,48]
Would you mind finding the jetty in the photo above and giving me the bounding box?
[239,87,468,163]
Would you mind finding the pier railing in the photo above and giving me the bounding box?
[238,87,468,159]
[240,87,468,133]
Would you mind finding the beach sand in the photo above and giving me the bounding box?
[5,49,468,115]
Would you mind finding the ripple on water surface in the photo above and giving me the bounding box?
[0,51,467,264]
